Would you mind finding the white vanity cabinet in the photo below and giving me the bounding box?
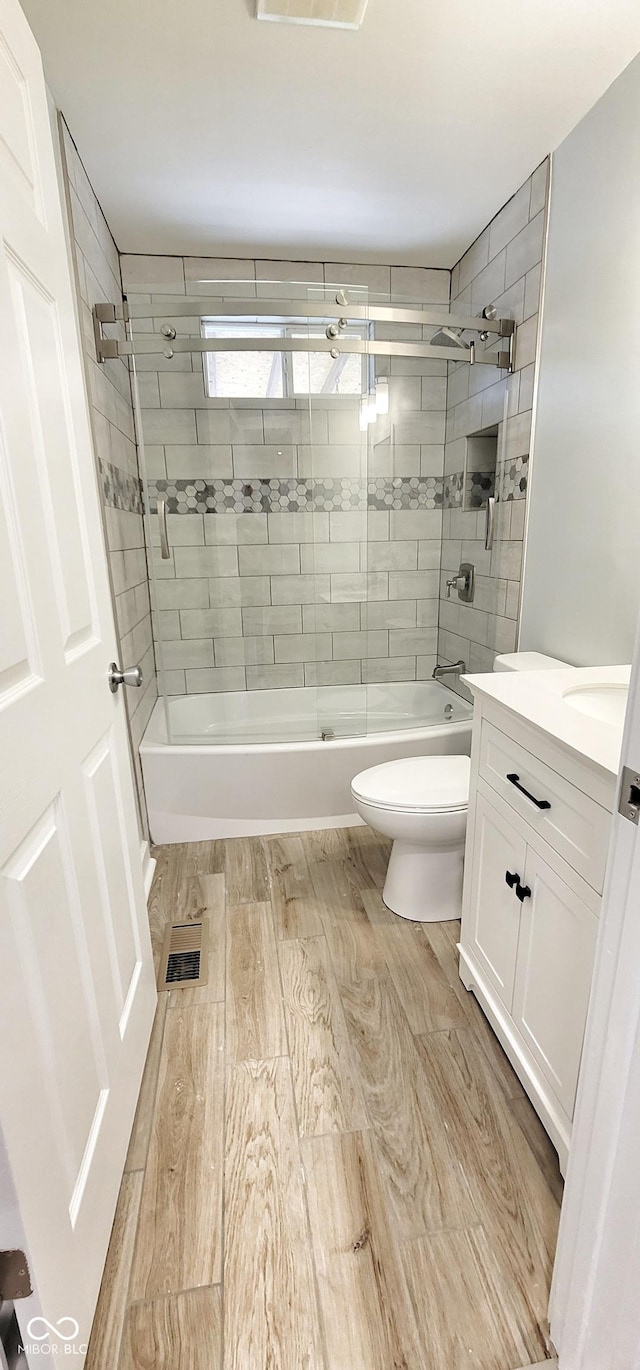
[460,694,615,1175]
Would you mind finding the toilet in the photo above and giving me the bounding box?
[351,651,569,922]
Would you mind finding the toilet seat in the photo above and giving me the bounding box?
[351,754,470,815]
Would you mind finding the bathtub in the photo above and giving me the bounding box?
[140,679,472,843]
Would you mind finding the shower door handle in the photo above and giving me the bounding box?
[485,496,496,551]
[158,496,171,559]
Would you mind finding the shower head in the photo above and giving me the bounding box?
[430,326,470,350]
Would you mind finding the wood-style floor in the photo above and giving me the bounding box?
[88,826,562,1370]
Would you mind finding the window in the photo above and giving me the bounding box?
[202,319,371,399]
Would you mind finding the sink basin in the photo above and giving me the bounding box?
[562,683,629,727]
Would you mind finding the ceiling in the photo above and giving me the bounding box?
[21,0,640,267]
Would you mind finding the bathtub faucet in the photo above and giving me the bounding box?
[432,659,466,681]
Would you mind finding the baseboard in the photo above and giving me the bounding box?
[140,840,156,899]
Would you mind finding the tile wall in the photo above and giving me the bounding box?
[60,123,156,833]
[437,159,549,679]
[120,256,451,691]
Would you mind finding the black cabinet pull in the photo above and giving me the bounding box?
[516,882,532,902]
[505,870,519,888]
[506,772,551,811]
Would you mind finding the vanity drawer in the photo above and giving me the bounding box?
[478,720,611,892]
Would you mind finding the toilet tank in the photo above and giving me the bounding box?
[493,651,570,672]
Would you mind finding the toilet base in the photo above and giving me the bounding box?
[382,839,464,922]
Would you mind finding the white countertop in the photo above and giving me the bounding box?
[463,664,631,780]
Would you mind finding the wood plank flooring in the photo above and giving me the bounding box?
[88,825,562,1370]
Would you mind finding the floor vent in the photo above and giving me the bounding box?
[158,920,209,991]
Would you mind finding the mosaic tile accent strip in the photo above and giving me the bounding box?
[147,476,444,515]
[465,469,496,510]
[502,454,529,501]
[443,470,463,510]
[99,458,143,514]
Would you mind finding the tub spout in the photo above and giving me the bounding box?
[432,660,466,681]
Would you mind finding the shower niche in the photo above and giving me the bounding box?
[463,426,498,510]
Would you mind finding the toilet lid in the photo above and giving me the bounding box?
[351,754,470,813]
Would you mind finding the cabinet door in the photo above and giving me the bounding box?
[512,847,599,1118]
[463,790,527,1011]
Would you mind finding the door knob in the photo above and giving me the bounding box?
[108,662,143,693]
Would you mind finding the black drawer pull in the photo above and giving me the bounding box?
[505,870,519,888]
[506,772,551,811]
[516,882,532,902]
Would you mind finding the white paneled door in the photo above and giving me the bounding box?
[0,1,156,1364]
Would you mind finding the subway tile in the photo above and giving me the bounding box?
[332,629,388,660]
[135,373,160,408]
[163,669,186,694]
[242,605,302,635]
[271,573,331,605]
[323,262,391,294]
[488,184,530,260]
[246,663,304,690]
[458,230,490,293]
[142,409,196,444]
[155,578,210,610]
[214,635,275,666]
[468,642,497,673]
[160,638,214,670]
[416,654,439,679]
[302,603,360,633]
[304,660,361,686]
[329,511,387,542]
[150,512,204,546]
[364,540,417,572]
[141,444,166,478]
[184,256,256,297]
[518,363,535,412]
[174,545,238,577]
[417,540,442,570]
[416,600,438,627]
[239,543,299,576]
[205,513,268,544]
[274,633,332,663]
[158,372,208,408]
[360,600,417,630]
[194,409,233,443]
[121,255,186,292]
[389,569,439,599]
[185,666,247,692]
[389,628,437,657]
[390,265,449,303]
[267,512,329,543]
[362,656,416,684]
[470,250,507,314]
[232,446,298,478]
[514,314,538,370]
[491,274,526,327]
[330,572,388,602]
[491,615,518,654]
[509,499,526,541]
[505,211,545,290]
[524,264,542,320]
[392,412,446,445]
[180,607,242,638]
[326,408,366,444]
[300,541,360,574]
[209,575,271,606]
[421,375,448,410]
[491,539,523,581]
[529,160,549,219]
[388,376,422,413]
[297,444,366,478]
[255,259,324,285]
[503,410,532,461]
[368,444,421,478]
[505,580,521,619]
[263,410,328,445]
[389,510,442,541]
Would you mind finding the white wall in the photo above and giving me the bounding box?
[520,54,640,667]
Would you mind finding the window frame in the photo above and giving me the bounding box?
[201,317,373,400]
